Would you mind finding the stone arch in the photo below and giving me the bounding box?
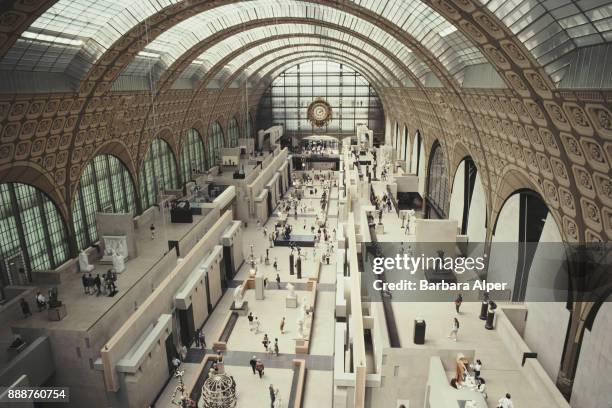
[72,140,137,196]
[0,161,68,224]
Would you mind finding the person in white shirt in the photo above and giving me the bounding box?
[472,359,482,379]
[497,393,514,408]
[448,317,459,341]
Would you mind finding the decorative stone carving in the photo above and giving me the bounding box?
[572,165,595,197]
[101,235,128,263]
[560,133,585,164]
[593,173,612,206]
[558,187,576,216]
[563,216,579,242]
[580,138,609,172]
[581,198,602,231]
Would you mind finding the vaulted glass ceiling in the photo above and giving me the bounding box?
[1,0,610,89]
[221,47,396,89]
[244,54,390,93]
[479,0,612,84]
[0,0,487,86]
[164,24,429,83]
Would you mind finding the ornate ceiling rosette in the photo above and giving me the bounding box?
[307,97,332,128]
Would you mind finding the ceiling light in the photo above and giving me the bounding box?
[138,51,161,58]
[22,31,82,46]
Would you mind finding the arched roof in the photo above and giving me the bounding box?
[2,0,609,91]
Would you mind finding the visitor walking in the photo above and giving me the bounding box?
[255,359,265,378]
[269,384,276,408]
[94,274,102,295]
[497,393,514,408]
[280,317,285,334]
[472,359,482,379]
[455,294,463,314]
[199,330,206,349]
[262,334,270,351]
[35,291,47,311]
[248,312,254,331]
[448,317,460,341]
[82,273,90,294]
[20,298,31,318]
[273,338,279,356]
[254,317,261,334]
[150,223,156,239]
[249,355,257,374]
[276,273,281,289]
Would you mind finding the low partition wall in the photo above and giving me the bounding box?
[496,307,570,408]
[295,282,318,354]
[101,211,235,393]
[247,147,288,216]
[212,279,252,351]
[290,359,307,408]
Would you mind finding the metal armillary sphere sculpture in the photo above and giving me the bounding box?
[198,372,237,408]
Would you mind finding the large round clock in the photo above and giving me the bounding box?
[307,97,332,128]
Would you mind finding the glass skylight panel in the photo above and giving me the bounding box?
[137,1,420,77]
[483,0,609,85]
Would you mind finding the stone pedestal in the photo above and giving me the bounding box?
[255,274,265,300]
[286,296,298,308]
[230,301,249,316]
[48,304,67,321]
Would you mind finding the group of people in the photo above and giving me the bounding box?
[249,355,266,378]
[81,270,118,297]
[193,328,206,349]
[261,334,280,356]
[373,192,393,214]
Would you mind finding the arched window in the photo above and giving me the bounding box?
[72,154,136,250]
[394,121,399,150]
[180,129,206,184]
[228,117,240,147]
[403,126,409,161]
[246,113,254,139]
[426,141,449,218]
[139,138,179,210]
[208,122,225,166]
[0,183,69,276]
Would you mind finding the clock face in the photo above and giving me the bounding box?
[313,106,327,120]
[307,98,332,127]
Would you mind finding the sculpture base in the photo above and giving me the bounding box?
[286,296,298,308]
[230,301,248,316]
[100,255,128,265]
[48,304,67,321]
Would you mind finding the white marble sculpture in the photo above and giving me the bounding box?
[407,209,416,234]
[233,283,245,308]
[78,250,94,273]
[296,317,304,339]
[112,251,125,273]
[101,235,128,263]
[287,283,296,299]
[300,297,309,316]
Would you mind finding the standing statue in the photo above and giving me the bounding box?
[286,283,296,299]
[79,250,94,273]
[233,283,245,308]
[407,209,416,234]
[112,250,125,273]
[296,317,304,339]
